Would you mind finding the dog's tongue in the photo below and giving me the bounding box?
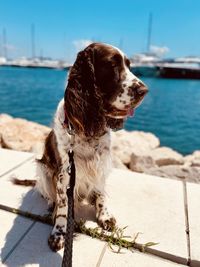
[128,108,135,117]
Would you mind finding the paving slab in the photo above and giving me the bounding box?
[3,222,106,267]
[0,155,96,222]
[87,169,188,264]
[0,148,33,177]
[0,149,189,265]
[99,246,187,267]
[186,182,200,267]
[0,210,35,263]
[0,160,49,215]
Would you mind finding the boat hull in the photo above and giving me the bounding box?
[158,66,200,79]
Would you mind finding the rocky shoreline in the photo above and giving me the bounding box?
[0,114,199,183]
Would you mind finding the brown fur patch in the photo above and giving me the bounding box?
[12,178,36,186]
[64,43,130,137]
[38,130,61,172]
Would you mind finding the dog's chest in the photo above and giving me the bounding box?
[73,133,111,181]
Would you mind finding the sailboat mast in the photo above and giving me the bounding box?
[3,28,7,59]
[147,13,153,53]
[31,24,35,59]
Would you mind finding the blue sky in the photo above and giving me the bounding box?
[0,0,200,62]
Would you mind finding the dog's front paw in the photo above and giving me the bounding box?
[97,212,116,231]
[48,231,65,252]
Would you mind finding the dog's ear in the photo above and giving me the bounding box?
[64,46,106,137]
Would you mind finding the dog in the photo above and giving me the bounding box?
[14,43,148,252]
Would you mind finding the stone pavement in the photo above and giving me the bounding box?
[0,148,199,267]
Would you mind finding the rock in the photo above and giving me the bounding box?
[0,113,13,123]
[181,166,200,183]
[193,151,200,158]
[184,155,194,167]
[146,165,200,183]
[111,130,160,165]
[147,165,186,179]
[191,159,200,167]
[148,147,184,166]
[184,150,200,167]
[1,113,199,184]
[129,146,184,173]
[130,152,156,172]
[0,114,51,152]
[112,155,128,170]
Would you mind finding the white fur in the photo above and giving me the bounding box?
[111,47,143,110]
[36,99,111,204]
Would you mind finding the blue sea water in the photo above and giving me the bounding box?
[0,66,200,155]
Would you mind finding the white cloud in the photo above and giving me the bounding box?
[73,39,93,52]
[150,45,170,57]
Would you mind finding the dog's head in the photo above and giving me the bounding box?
[64,43,148,137]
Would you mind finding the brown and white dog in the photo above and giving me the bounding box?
[15,43,148,251]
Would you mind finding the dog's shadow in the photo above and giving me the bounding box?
[1,186,96,267]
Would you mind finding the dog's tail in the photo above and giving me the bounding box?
[12,178,36,187]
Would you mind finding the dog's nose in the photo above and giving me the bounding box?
[134,81,148,99]
[135,84,148,97]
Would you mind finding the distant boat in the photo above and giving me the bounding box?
[130,13,200,79]
[130,53,160,77]
[131,56,200,79]
[0,57,71,70]
[157,63,200,79]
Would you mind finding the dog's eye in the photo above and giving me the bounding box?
[111,62,117,68]
[111,54,122,65]
[107,60,118,69]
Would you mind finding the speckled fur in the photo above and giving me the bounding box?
[34,43,147,252]
[36,99,115,251]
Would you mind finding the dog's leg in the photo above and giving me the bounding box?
[48,169,69,252]
[92,192,116,231]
